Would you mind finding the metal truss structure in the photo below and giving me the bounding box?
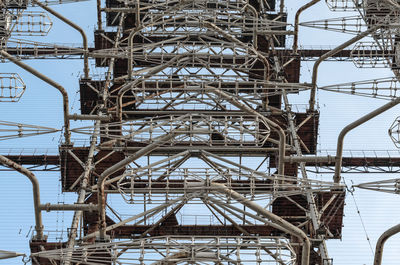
[2,0,400,265]
[32,236,297,265]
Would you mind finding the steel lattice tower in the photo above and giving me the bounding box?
[2,0,400,264]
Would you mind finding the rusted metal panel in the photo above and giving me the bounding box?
[60,147,125,191]
[80,79,138,115]
[105,0,124,27]
[3,155,59,165]
[79,79,105,114]
[284,57,301,83]
[297,112,319,154]
[272,191,346,239]
[93,31,118,66]
[267,111,319,157]
[91,224,280,238]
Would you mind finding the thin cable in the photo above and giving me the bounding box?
[71,89,79,111]
[344,177,375,257]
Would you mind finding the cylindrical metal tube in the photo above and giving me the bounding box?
[293,0,321,54]
[374,223,400,265]
[0,155,44,240]
[63,119,100,265]
[32,0,90,79]
[39,203,97,212]
[0,50,71,144]
[284,155,335,164]
[68,114,111,121]
[334,97,400,182]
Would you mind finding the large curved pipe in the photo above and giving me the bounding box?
[293,0,321,54]
[374,223,400,265]
[127,27,142,80]
[97,131,187,239]
[211,182,310,265]
[0,155,44,240]
[118,55,188,120]
[334,96,400,183]
[310,26,379,111]
[0,50,71,144]
[32,0,89,79]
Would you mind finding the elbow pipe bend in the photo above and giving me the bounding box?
[374,223,400,265]
[310,26,379,112]
[0,155,44,240]
[0,50,71,144]
[293,0,321,54]
[334,96,400,183]
[32,0,90,79]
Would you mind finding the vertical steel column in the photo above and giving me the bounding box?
[271,36,331,260]
[281,86,331,262]
[63,119,101,265]
[97,0,102,30]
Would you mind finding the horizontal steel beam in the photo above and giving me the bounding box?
[39,203,97,212]
[284,155,335,164]
[7,154,400,170]
[4,47,384,61]
[85,224,280,238]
